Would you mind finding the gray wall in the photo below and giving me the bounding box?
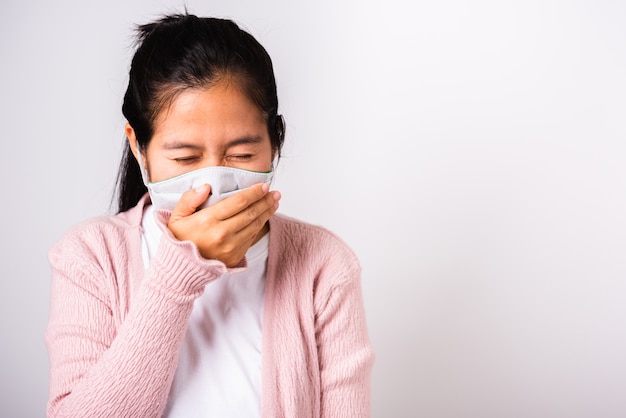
[1,0,625,416]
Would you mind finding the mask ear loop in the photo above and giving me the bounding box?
[135,144,151,187]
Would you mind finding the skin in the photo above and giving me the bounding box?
[126,80,281,267]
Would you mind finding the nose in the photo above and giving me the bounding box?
[202,154,226,168]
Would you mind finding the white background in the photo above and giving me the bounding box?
[1,0,625,417]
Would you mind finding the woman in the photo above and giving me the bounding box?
[46,13,373,417]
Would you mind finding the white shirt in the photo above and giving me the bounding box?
[141,205,266,417]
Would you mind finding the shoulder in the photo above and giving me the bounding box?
[48,197,145,266]
[270,213,357,256]
[269,213,361,281]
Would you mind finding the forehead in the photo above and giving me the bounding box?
[152,82,267,141]
[156,82,265,123]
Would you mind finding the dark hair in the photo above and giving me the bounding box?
[114,13,285,213]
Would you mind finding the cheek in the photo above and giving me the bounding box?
[145,154,179,183]
[257,146,275,171]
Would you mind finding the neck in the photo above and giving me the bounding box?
[252,221,270,245]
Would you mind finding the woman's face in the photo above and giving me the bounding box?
[128,81,273,183]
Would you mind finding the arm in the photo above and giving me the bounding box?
[45,227,229,418]
[315,264,375,418]
[46,186,278,417]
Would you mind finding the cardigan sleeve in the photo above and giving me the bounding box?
[45,222,236,418]
[315,261,375,418]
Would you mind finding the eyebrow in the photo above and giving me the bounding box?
[161,141,204,151]
[161,136,264,151]
[226,136,264,147]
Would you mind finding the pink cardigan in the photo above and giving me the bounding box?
[45,196,374,417]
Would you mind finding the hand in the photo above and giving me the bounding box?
[167,183,281,267]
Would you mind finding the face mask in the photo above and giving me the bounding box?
[136,148,274,211]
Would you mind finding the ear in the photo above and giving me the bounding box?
[271,114,284,161]
[125,123,141,163]
[126,123,151,185]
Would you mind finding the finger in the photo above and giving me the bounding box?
[209,183,270,221]
[233,196,279,241]
[170,184,211,219]
[228,190,280,235]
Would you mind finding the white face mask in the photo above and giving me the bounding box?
[136,148,274,211]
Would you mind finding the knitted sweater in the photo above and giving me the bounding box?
[45,196,374,417]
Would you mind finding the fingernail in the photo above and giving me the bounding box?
[272,191,281,201]
[195,184,208,193]
[261,183,269,193]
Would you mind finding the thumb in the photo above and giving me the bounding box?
[170,184,211,220]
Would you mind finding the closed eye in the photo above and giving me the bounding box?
[173,156,200,165]
[227,154,253,161]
